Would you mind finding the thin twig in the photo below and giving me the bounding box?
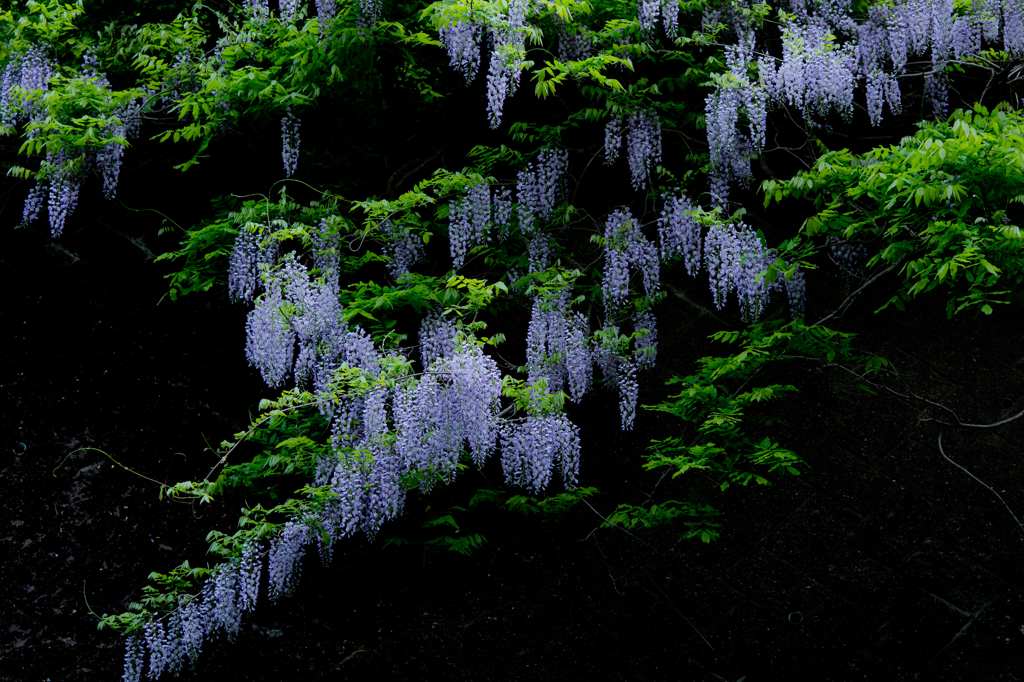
[936,432,1024,537]
[577,498,658,551]
[641,570,714,652]
[813,263,898,327]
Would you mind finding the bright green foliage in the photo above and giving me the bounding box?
[604,319,894,543]
[763,104,1024,319]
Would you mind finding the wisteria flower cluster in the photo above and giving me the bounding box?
[703,220,780,323]
[526,292,593,402]
[449,182,492,269]
[657,191,702,276]
[637,0,679,40]
[316,0,337,47]
[827,236,869,279]
[381,220,426,279]
[556,20,594,62]
[604,109,663,189]
[601,208,660,317]
[281,108,301,177]
[486,0,527,129]
[243,0,269,24]
[591,327,641,430]
[500,412,581,494]
[516,147,569,235]
[123,539,264,682]
[0,45,53,129]
[227,224,279,303]
[439,19,483,83]
[706,43,766,206]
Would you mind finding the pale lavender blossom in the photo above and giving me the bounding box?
[316,0,337,47]
[449,182,491,269]
[281,108,300,177]
[605,114,624,165]
[268,521,309,601]
[516,147,569,236]
[633,308,658,370]
[244,0,269,24]
[245,281,296,388]
[658,191,702,276]
[704,220,778,322]
[500,412,581,493]
[602,208,659,317]
[626,109,662,190]
[439,20,483,83]
[122,633,144,682]
[280,0,298,24]
[379,220,424,279]
[419,310,458,369]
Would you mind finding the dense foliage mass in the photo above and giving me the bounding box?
[2,0,1021,679]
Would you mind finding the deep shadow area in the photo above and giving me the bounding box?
[2,209,1023,682]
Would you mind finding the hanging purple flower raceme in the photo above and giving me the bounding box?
[661,0,680,39]
[316,0,337,47]
[864,70,902,127]
[143,619,171,680]
[500,412,581,494]
[516,147,569,236]
[237,541,262,613]
[526,294,569,394]
[359,0,382,25]
[96,119,127,200]
[492,186,515,238]
[658,191,702,276]
[280,0,299,24]
[449,342,503,466]
[312,217,340,278]
[449,182,491,269]
[1003,0,1024,57]
[228,224,279,303]
[325,458,368,540]
[485,0,527,128]
[626,109,662,190]
[0,52,23,129]
[703,220,778,322]
[557,20,594,62]
[784,262,807,320]
[281,108,301,178]
[122,632,145,682]
[419,310,458,369]
[210,564,244,641]
[602,208,660,317]
[268,520,309,601]
[177,593,208,665]
[602,211,634,315]
[591,326,640,429]
[244,0,269,24]
[604,114,624,165]
[363,451,408,539]
[827,236,869,279]
[705,49,761,207]
[616,356,639,430]
[379,220,425,280]
[46,147,85,238]
[245,278,296,388]
[21,182,45,227]
[774,19,856,124]
[439,19,483,83]
[633,308,658,370]
[638,0,661,37]
[4,46,54,126]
